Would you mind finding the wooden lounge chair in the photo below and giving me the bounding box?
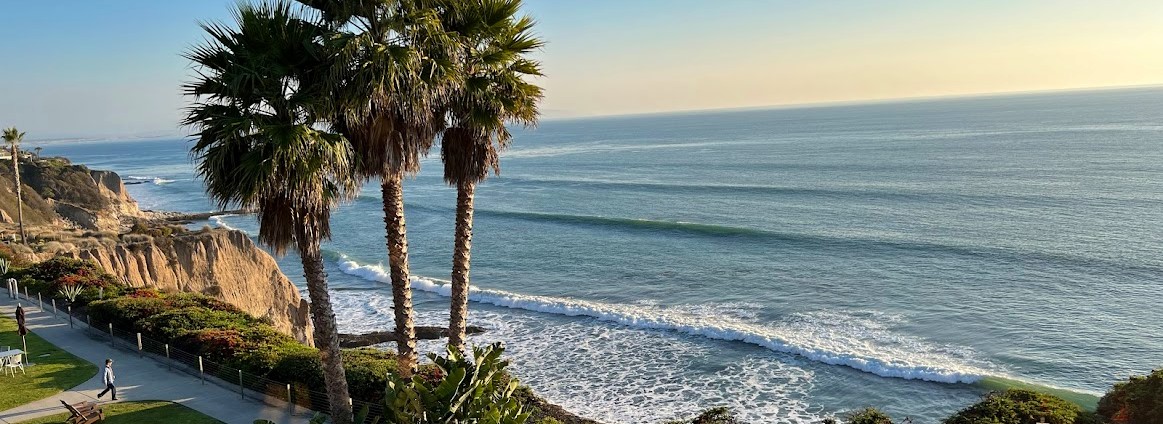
[60,400,104,424]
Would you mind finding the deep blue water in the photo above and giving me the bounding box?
[43,87,1163,423]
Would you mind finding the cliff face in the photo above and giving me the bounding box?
[3,157,143,232]
[88,170,141,217]
[65,229,315,346]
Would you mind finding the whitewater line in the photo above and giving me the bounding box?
[335,255,989,384]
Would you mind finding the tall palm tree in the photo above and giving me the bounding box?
[3,127,27,244]
[301,0,458,377]
[182,2,357,422]
[440,0,543,350]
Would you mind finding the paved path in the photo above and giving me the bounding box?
[0,295,310,424]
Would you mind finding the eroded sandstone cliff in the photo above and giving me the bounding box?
[64,228,315,345]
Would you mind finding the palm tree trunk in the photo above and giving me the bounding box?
[448,181,476,352]
[382,171,418,377]
[294,227,353,424]
[11,144,25,244]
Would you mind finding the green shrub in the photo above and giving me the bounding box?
[139,307,254,341]
[345,348,400,402]
[665,407,746,424]
[17,277,51,296]
[382,344,530,424]
[126,288,161,298]
[270,347,325,390]
[20,257,113,287]
[943,389,1083,424]
[166,292,242,313]
[845,408,893,424]
[178,329,246,361]
[1097,369,1163,424]
[13,257,122,307]
[88,296,170,330]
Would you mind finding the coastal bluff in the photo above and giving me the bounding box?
[64,228,315,346]
[2,156,315,346]
[1,156,143,232]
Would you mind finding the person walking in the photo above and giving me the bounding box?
[97,359,117,400]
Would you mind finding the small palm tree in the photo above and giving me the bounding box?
[183,2,357,422]
[440,0,544,350]
[33,147,42,161]
[3,127,27,244]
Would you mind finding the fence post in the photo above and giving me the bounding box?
[67,306,73,328]
[23,286,28,299]
[86,315,91,330]
[38,292,43,311]
[108,323,115,347]
[198,356,205,385]
[11,279,17,300]
[51,299,57,317]
[287,384,293,413]
[239,370,244,399]
[165,344,171,371]
[136,333,143,356]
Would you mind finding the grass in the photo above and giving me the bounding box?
[0,314,97,410]
[14,400,224,424]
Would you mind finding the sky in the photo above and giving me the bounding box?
[1,0,1162,139]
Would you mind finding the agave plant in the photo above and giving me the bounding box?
[0,257,10,276]
[382,343,530,424]
[59,284,84,305]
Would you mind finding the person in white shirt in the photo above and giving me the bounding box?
[97,359,117,400]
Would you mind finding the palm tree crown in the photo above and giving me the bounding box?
[441,0,543,185]
[183,1,357,253]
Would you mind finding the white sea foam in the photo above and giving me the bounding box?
[335,255,993,384]
[328,289,824,423]
[208,214,241,232]
[127,175,176,185]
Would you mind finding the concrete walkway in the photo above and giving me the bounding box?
[0,295,311,424]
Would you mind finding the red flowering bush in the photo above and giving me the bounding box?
[126,288,161,298]
[179,329,246,361]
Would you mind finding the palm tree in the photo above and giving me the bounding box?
[301,0,458,377]
[182,2,357,422]
[33,147,42,161]
[3,127,27,244]
[440,0,543,350]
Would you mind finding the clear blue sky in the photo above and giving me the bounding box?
[2,1,1161,139]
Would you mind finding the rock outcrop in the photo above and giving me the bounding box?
[65,229,315,346]
[339,326,486,348]
[4,157,143,232]
[89,170,141,217]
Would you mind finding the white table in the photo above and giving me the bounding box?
[1,349,24,369]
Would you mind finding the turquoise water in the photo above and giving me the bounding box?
[46,87,1163,422]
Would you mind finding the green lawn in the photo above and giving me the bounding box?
[15,400,224,424]
[0,314,97,410]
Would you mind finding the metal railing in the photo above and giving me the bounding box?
[2,280,384,419]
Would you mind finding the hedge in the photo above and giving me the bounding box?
[1097,369,1163,424]
[86,290,437,407]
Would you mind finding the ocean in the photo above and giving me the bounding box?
[42,87,1163,423]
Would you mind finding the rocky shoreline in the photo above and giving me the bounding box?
[339,326,487,348]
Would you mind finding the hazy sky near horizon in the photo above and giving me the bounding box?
[2,0,1162,138]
